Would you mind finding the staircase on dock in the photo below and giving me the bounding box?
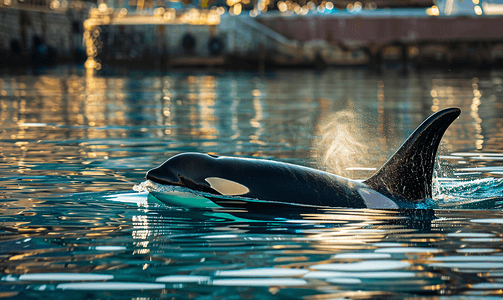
[221,15,304,65]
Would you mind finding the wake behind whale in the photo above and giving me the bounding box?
[145,108,461,209]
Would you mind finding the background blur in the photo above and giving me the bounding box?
[1,0,503,71]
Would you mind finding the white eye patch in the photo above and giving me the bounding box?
[205,177,250,196]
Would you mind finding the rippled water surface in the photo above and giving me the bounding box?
[1,66,503,299]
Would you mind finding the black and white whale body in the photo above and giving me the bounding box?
[146,108,461,208]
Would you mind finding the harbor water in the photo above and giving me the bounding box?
[1,66,503,299]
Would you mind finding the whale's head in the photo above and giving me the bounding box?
[146,153,217,192]
[146,153,250,196]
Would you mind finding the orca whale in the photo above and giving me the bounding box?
[146,108,461,209]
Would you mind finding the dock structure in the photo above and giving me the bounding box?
[2,0,503,70]
[82,4,503,70]
[0,0,88,66]
[256,10,503,70]
[82,5,224,70]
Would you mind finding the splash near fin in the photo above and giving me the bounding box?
[364,108,460,202]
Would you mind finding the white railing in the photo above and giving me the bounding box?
[223,14,301,60]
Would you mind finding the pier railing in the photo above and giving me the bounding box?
[225,15,301,62]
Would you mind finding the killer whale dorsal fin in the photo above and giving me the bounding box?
[364,108,460,202]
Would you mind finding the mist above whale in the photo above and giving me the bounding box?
[146,108,461,208]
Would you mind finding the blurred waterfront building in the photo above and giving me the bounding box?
[2,0,503,69]
[0,0,92,67]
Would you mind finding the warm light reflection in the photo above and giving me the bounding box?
[230,81,241,147]
[249,89,265,147]
[284,210,418,252]
[474,5,483,15]
[49,0,60,9]
[426,5,439,16]
[162,77,173,136]
[231,3,242,15]
[199,76,219,139]
[278,1,287,12]
[430,77,486,152]
[353,1,362,11]
[84,75,107,134]
[291,4,302,14]
[226,0,239,6]
[471,78,484,150]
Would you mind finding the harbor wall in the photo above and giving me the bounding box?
[82,13,503,69]
[2,6,503,70]
[96,24,225,60]
[256,14,503,44]
[255,14,503,68]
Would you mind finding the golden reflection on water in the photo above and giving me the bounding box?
[249,94,265,149]
[198,76,218,140]
[1,69,503,299]
[430,76,489,152]
[2,69,503,197]
[294,210,416,252]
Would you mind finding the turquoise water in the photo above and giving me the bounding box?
[1,66,503,299]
